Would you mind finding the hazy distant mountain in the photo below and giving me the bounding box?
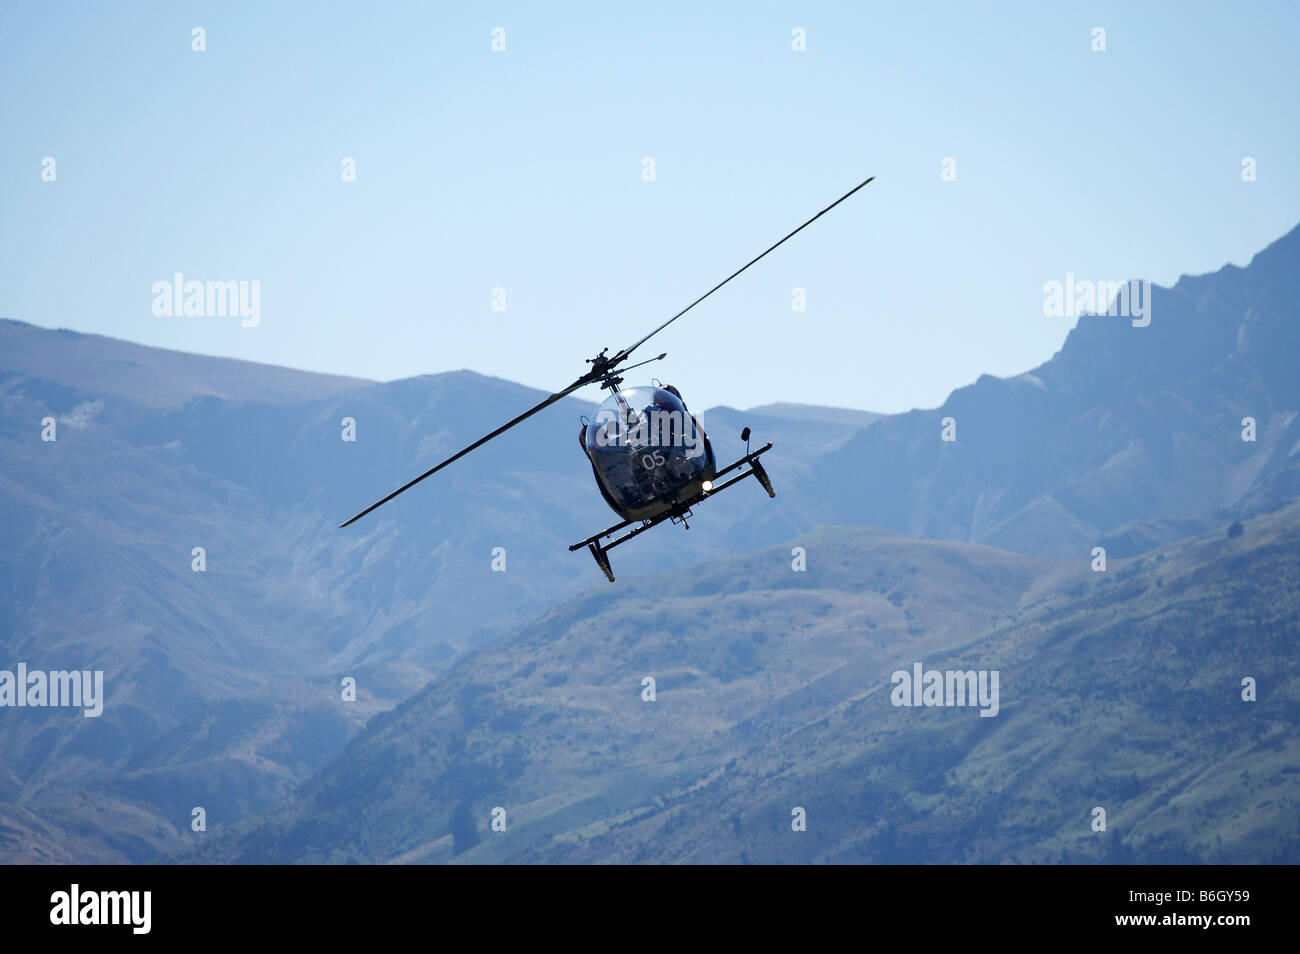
[807,224,1300,557]
[0,319,369,408]
[745,402,883,431]
[181,503,1300,864]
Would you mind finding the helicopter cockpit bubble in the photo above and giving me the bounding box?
[585,386,710,512]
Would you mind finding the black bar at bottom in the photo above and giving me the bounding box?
[0,863,1286,941]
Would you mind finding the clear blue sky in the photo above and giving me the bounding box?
[3,1,1297,413]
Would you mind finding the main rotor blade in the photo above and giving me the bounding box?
[339,379,587,528]
[340,178,873,529]
[611,177,875,365]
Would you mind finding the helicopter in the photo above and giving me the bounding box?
[340,177,874,580]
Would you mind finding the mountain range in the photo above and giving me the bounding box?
[1,222,1297,863]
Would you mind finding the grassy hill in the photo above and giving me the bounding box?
[181,504,1300,864]
[517,507,1300,864]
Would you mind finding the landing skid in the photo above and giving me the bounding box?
[569,442,775,582]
